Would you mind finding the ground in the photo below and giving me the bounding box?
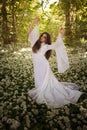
[0,47,87,130]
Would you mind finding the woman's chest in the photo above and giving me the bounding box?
[39,44,47,55]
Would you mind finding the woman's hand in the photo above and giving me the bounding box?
[59,28,65,36]
[32,17,40,25]
[28,17,40,35]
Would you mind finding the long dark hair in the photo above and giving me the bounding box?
[32,32,52,60]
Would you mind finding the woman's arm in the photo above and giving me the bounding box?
[28,17,40,47]
[28,17,40,35]
[46,27,65,50]
[46,27,69,73]
[59,28,65,36]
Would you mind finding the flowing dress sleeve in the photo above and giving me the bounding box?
[46,33,69,73]
[28,25,39,47]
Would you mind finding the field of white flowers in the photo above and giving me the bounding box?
[0,47,87,130]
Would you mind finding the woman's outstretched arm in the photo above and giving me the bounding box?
[28,17,40,47]
[46,27,69,73]
[28,17,40,35]
[46,28,65,50]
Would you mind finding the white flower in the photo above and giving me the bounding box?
[72,118,77,123]
[24,127,28,130]
[25,115,30,128]
[2,116,7,122]
[7,118,12,124]
[10,119,20,130]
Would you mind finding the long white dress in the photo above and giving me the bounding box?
[28,26,82,108]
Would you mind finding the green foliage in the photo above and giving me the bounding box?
[58,0,87,45]
[0,0,87,49]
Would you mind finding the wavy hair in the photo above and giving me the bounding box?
[32,32,52,60]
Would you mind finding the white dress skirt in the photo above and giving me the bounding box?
[28,26,82,108]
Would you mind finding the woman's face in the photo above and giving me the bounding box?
[40,34,47,43]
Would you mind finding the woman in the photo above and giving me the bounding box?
[28,17,82,108]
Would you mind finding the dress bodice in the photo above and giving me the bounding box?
[39,43,48,55]
[32,43,48,64]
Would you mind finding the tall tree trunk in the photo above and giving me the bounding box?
[11,0,17,43]
[1,2,10,45]
[65,8,72,44]
[65,10,71,36]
